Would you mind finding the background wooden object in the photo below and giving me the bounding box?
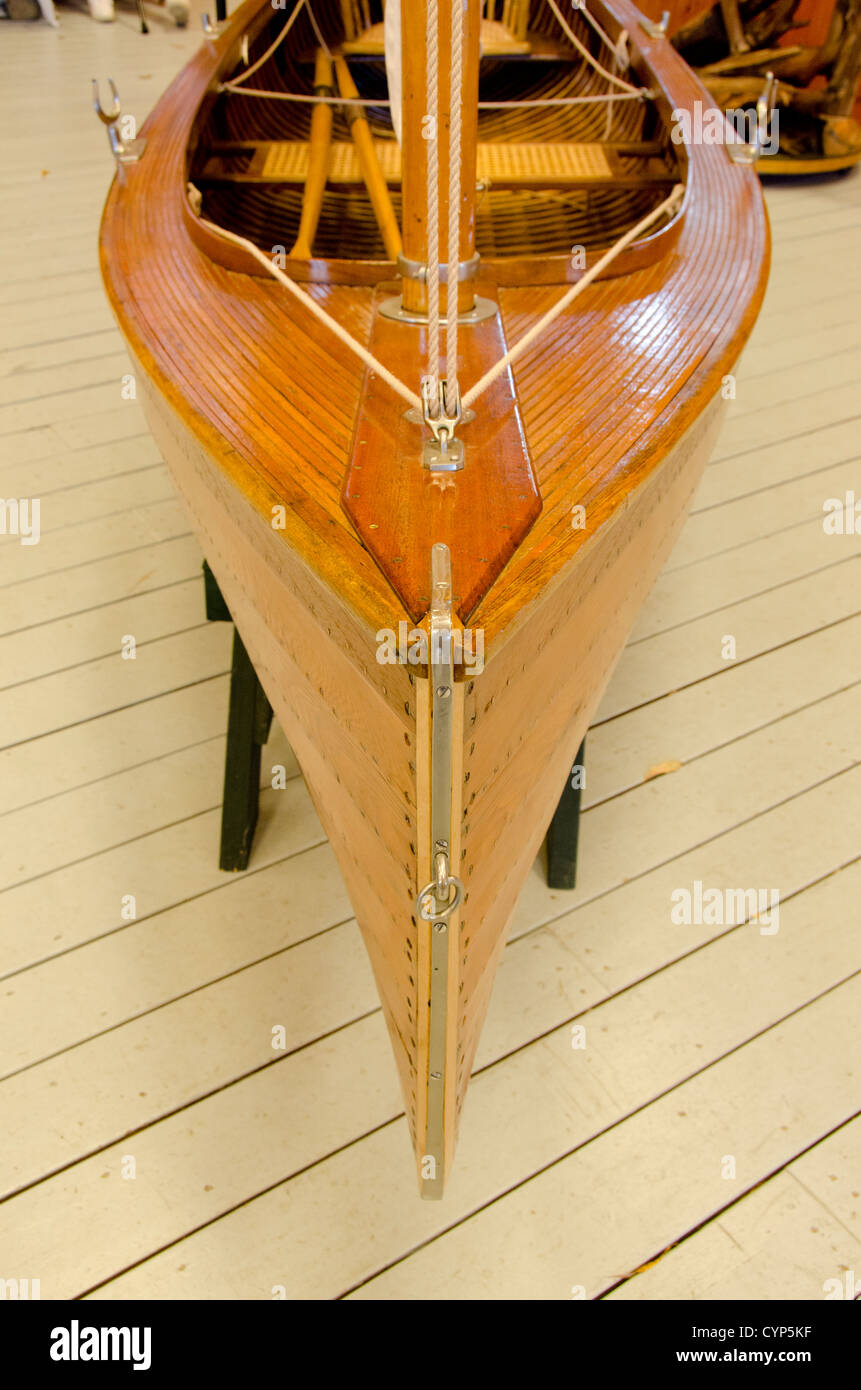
[640,0,861,118]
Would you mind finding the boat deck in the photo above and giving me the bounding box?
[1,5,859,1300]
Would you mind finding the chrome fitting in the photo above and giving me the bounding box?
[91,79,146,165]
[641,9,669,37]
[421,378,464,472]
[397,252,481,284]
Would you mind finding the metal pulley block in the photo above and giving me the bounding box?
[421,376,465,472]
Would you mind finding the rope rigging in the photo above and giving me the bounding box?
[218,87,650,106]
[446,0,464,394]
[219,0,651,107]
[425,0,442,407]
[545,0,639,92]
[202,185,682,419]
[207,1,673,442]
[224,0,326,90]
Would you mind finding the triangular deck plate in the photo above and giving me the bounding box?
[342,285,542,623]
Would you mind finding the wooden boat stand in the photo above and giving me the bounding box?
[203,561,584,889]
[204,561,273,872]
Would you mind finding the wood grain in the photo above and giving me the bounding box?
[98,0,769,1191]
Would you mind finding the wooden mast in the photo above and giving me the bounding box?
[399,0,481,318]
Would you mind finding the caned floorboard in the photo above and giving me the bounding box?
[0,6,857,1301]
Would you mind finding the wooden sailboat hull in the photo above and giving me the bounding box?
[99,0,769,1192]
[130,352,727,1176]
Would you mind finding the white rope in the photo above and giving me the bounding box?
[603,27,628,138]
[201,5,678,427]
[306,0,332,57]
[577,0,623,60]
[446,0,464,392]
[480,89,650,105]
[545,0,639,93]
[218,87,650,107]
[200,219,422,411]
[219,87,391,103]
[226,0,311,88]
[425,0,442,405]
[462,184,683,409]
[198,182,681,425]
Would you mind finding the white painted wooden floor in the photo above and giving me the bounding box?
[1,6,859,1303]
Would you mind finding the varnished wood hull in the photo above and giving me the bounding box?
[99,0,769,1193]
[130,354,727,1188]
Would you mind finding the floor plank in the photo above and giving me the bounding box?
[606,1118,861,1301]
[0,4,858,1303]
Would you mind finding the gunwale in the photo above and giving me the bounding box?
[99,0,769,654]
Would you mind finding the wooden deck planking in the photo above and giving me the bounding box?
[606,1118,861,1300]
[0,8,857,1301]
[667,457,861,570]
[692,418,861,512]
[0,765,856,1219]
[341,976,861,1301]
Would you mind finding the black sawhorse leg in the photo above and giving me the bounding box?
[546,738,586,891]
[205,560,584,884]
[203,561,273,872]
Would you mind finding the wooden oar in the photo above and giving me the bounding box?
[334,55,403,261]
[290,50,335,259]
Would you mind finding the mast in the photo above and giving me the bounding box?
[399,0,481,320]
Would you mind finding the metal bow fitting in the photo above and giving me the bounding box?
[416,851,465,921]
[414,544,463,1199]
[414,544,465,926]
[421,377,465,473]
[92,77,121,126]
[92,79,146,165]
[640,9,669,38]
